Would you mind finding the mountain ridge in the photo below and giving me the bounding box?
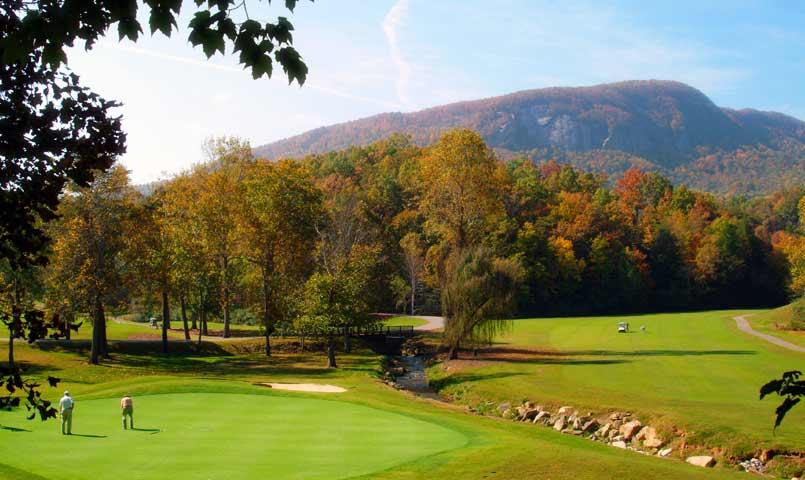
[254,80,805,194]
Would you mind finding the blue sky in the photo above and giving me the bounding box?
[67,0,805,183]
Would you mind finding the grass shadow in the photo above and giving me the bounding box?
[69,433,107,438]
[486,347,756,358]
[0,425,30,432]
[429,371,527,391]
[130,427,160,434]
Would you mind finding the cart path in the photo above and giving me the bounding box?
[733,314,805,353]
[411,315,445,331]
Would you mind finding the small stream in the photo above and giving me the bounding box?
[394,355,440,400]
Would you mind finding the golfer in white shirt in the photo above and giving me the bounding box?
[59,391,74,435]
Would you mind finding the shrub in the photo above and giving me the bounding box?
[792,297,805,330]
[230,308,259,326]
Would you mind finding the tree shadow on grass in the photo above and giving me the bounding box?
[98,351,377,380]
[69,433,107,438]
[4,361,63,376]
[485,347,755,358]
[0,425,30,432]
[429,371,528,391]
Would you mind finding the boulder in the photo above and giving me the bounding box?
[571,417,583,430]
[497,402,511,414]
[557,406,574,416]
[637,427,664,448]
[609,412,622,421]
[619,420,642,441]
[533,411,550,424]
[553,416,567,431]
[612,441,628,449]
[596,423,612,438]
[658,448,673,457]
[759,449,775,463]
[644,438,664,449]
[582,419,599,433]
[686,456,715,468]
[635,427,649,441]
[520,408,541,421]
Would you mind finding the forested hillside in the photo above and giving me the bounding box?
[18,131,803,353]
[255,81,805,194]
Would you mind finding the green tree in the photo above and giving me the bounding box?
[0,261,43,368]
[126,192,179,351]
[299,245,380,368]
[48,165,138,364]
[399,233,424,315]
[239,160,322,355]
[441,247,523,359]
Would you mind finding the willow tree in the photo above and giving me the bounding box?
[442,246,523,359]
[239,159,323,356]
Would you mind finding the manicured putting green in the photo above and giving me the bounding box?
[0,392,466,480]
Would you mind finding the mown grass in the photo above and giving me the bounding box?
[67,318,261,341]
[427,310,805,457]
[1,333,752,480]
[747,304,805,348]
[384,316,428,328]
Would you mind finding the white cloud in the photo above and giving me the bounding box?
[382,0,412,108]
[97,41,400,110]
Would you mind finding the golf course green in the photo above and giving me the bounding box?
[1,309,801,479]
[0,392,466,480]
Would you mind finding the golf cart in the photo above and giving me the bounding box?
[149,317,159,329]
[617,321,629,333]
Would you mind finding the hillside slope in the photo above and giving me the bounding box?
[255,80,805,194]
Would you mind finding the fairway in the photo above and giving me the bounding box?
[0,392,467,480]
[428,310,805,453]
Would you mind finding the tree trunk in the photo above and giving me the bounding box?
[90,295,104,365]
[8,290,21,368]
[327,335,337,368]
[7,326,14,369]
[343,326,351,353]
[197,312,203,347]
[199,289,208,335]
[222,256,231,338]
[448,342,459,360]
[190,297,197,330]
[161,289,170,354]
[180,294,190,341]
[410,277,416,315]
[262,269,271,356]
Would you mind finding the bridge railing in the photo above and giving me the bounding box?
[275,324,415,338]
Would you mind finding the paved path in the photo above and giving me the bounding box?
[733,314,805,353]
[410,315,445,331]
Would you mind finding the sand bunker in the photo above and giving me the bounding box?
[258,383,346,393]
